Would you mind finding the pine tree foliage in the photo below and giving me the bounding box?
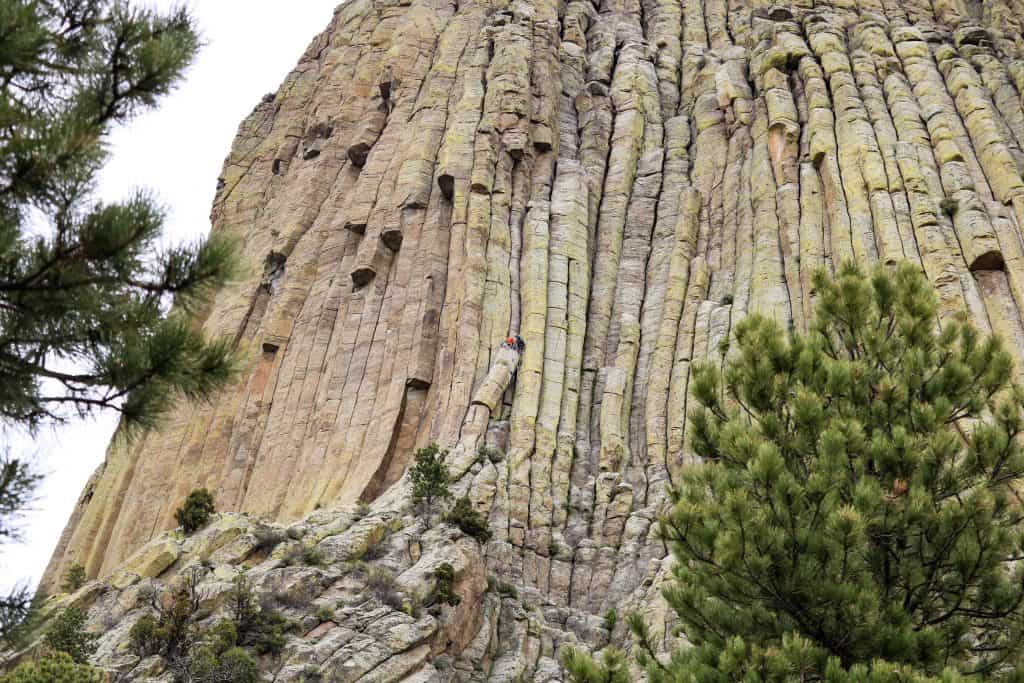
[0,453,42,647]
[0,0,237,430]
[175,487,215,534]
[409,443,451,513]
[0,652,102,683]
[562,645,631,683]
[658,262,1024,681]
[570,263,1024,681]
[43,607,98,664]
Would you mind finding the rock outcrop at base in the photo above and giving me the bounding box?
[41,0,1024,678]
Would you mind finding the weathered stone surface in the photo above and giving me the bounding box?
[42,0,1024,679]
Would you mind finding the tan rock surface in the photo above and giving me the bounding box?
[42,0,1024,678]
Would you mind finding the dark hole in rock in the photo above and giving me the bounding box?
[351,266,376,287]
[262,342,280,354]
[382,229,403,251]
[970,250,1005,272]
[348,142,371,167]
[272,159,282,175]
[438,173,455,200]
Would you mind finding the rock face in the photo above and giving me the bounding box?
[42,0,1024,678]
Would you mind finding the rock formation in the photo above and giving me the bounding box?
[39,0,1024,679]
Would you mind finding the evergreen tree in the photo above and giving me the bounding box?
[409,443,451,514]
[0,0,235,430]
[175,487,215,534]
[43,607,98,664]
[0,0,237,646]
[565,263,1024,682]
[0,452,40,645]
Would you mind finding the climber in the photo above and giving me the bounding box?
[503,336,516,349]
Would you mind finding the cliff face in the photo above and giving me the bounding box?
[42,0,1024,678]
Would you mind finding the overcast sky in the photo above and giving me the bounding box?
[0,0,339,595]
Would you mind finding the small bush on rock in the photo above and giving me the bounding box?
[228,573,290,655]
[302,546,326,567]
[252,527,287,554]
[602,609,617,632]
[61,563,87,593]
[444,496,492,543]
[43,607,98,664]
[180,645,258,683]
[939,196,959,217]
[175,488,215,534]
[432,563,460,607]
[128,613,164,657]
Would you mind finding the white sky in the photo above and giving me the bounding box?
[0,0,339,595]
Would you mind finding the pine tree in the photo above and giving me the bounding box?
[409,443,451,514]
[0,0,237,647]
[43,607,98,664]
[0,451,40,646]
[0,1,235,430]
[565,262,1024,682]
[175,487,215,534]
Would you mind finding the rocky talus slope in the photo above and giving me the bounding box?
[38,0,1024,678]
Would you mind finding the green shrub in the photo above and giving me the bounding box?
[128,613,164,657]
[247,610,290,655]
[175,488,215,534]
[129,581,199,659]
[182,645,258,683]
[433,563,460,607]
[315,605,334,622]
[443,496,492,543]
[204,618,238,652]
[61,563,87,593]
[497,581,517,599]
[43,607,98,664]
[228,573,290,655]
[402,595,423,619]
[0,652,102,683]
[409,443,451,513]
[252,527,287,554]
[302,546,326,567]
[602,608,617,632]
[939,196,959,217]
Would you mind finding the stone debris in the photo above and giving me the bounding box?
[40,0,1024,679]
